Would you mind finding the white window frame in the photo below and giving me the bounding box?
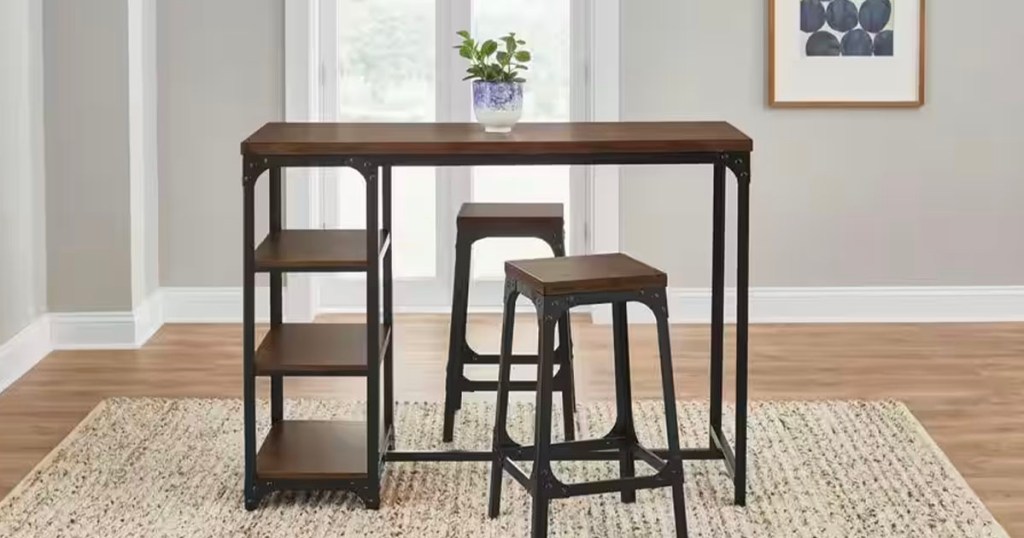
[283,0,620,315]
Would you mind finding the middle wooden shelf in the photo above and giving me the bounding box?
[254,323,391,377]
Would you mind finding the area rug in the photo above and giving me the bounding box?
[0,398,1008,537]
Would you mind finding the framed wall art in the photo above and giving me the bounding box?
[769,0,926,107]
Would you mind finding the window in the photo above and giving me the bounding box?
[329,0,437,278]
[316,0,587,308]
[470,0,572,279]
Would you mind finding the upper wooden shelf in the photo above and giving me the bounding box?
[254,230,386,272]
[240,122,753,158]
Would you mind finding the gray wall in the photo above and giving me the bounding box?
[44,0,134,311]
[29,0,1024,320]
[158,0,282,287]
[0,0,47,341]
[620,2,1024,288]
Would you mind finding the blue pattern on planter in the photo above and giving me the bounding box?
[473,81,523,112]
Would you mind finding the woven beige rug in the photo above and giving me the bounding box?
[0,398,1008,537]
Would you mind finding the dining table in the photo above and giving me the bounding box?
[238,121,753,511]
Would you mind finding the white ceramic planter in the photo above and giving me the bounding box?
[472,81,523,133]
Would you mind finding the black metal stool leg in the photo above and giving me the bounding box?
[531,301,558,538]
[611,302,637,503]
[443,235,472,442]
[548,235,576,442]
[651,293,689,538]
[488,281,518,519]
[556,314,575,441]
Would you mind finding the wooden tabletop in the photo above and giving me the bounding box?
[241,122,752,158]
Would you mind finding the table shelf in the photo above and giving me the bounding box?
[254,229,388,272]
[255,323,390,377]
[242,165,394,510]
[256,420,369,480]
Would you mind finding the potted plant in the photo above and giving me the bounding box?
[456,31,532,133]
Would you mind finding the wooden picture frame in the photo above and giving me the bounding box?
[770,0,929,108]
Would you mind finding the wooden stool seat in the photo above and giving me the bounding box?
[456,203,564,238]
[505,253,667,296]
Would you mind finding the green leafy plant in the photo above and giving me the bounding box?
[455,30,531,83]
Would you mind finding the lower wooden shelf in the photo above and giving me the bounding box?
[256,420,368,480]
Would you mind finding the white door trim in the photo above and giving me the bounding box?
[283,0,321,322]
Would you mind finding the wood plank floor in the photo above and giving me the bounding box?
[1,316,1022,533]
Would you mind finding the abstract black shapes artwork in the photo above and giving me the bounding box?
[802,0,894,57]
[806,32,841,56]
[841,29,874,55]
[801,0,826,32]
[826,0,860,32]
[873,30,894,55]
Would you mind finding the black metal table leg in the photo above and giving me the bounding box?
[733,154,750,507]
[383,165,395,448]
[269,167,283,424]
[710,160,726,449]
[361,163,382,510]
[242,163,259,511]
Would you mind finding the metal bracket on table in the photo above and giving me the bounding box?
[720,152,751,184]
[345,158,379,182]
[242,156,269,187]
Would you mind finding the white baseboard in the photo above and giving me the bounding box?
[0,317,52,394]
[50,292,164,350]
[4,285,1021,392]
[160,287,270,323]
[41,285,1021,349]
[50,311,139,349]
[590,286,1024,324]
[170,285,1024,325]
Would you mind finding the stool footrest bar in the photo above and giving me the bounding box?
[463,347,570,366]
[386,447,730,463]
[460,379,572,392]
[555,474,672,500]
[503,437,630,460]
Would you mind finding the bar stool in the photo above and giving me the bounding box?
[442,203,576,443]
[488,253,688,538]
